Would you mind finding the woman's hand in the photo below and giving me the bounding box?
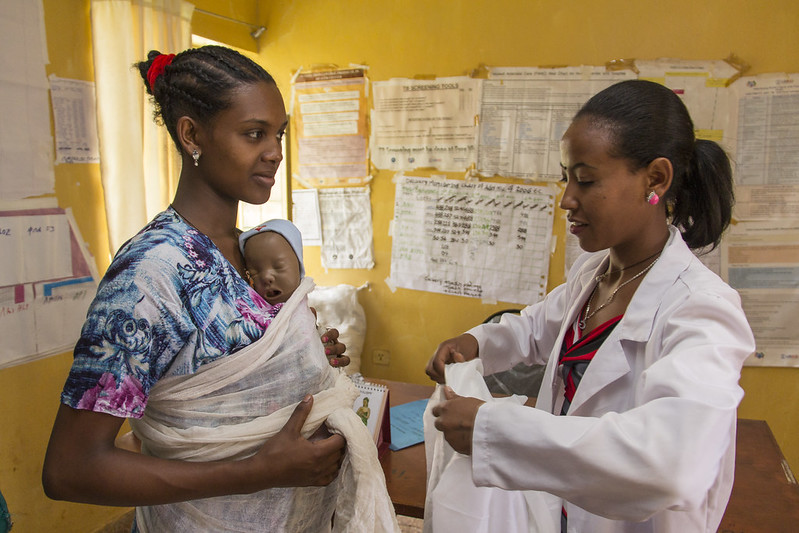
[247,395,346,489]
[431,387,484,455]
[425,333,479,384]
[321,327,350,368]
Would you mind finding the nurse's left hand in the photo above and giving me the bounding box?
[321,327,350,368]
[431,387,485,455]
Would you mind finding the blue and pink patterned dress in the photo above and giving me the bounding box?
[61,207,281,418]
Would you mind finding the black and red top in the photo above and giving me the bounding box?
[558,314,622,416]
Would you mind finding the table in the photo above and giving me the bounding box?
[375,379,433,518]
[376,380,799,530]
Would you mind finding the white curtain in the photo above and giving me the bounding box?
[91,0,194,253]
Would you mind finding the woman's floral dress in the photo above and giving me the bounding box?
[61,207,280,418]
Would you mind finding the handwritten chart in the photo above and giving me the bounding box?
[0,208,98,368]
[390,175,555,304]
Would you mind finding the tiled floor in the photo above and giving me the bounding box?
[398,514,424,532]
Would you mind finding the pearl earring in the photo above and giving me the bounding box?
[192,149,200,167]
[646,191,660,205]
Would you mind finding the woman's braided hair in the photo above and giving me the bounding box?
[136,45,276,152]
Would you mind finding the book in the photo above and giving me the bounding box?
[351,378,391,458]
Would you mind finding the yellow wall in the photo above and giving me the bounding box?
[0,1,796,531]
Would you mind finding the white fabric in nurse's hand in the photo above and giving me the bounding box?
[423,359,560,533]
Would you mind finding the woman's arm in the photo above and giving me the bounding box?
[468,281,571,376]
[43,396,345,506]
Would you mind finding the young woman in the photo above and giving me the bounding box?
[426,80,754,532]
[43,46,355,531]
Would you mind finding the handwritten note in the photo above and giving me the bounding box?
[34,277,95,355]
[0,214,72,286]
[0,209,99,369]
[0,285,37,361]
[49,76,101,164]
[390,174,555,305]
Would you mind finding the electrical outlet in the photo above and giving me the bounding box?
[372,349,390,366]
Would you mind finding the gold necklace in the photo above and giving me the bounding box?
[579,255,660,330]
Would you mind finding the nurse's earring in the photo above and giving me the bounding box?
[646,191,660,205]
[192,149,201,167]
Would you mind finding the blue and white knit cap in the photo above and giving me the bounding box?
[238,219,305,277]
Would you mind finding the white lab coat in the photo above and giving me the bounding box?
[467,226,755,532]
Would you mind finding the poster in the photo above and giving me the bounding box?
[0,207,98,368]
[390,175,555,304]
[477,66,634,180]
[722,219,799,367]
[291,68,371,187]
[318,187,374,269]
[371,76,481,171]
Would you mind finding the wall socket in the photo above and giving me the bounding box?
[372,349,390,366]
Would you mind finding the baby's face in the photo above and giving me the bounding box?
[243,232,301,306]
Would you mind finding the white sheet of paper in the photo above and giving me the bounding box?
[49,75,101,164]
[33,277,95,356]
[636,58,740,154]
[0,284,37,368]
[478,66,635,181]
[0,214,72,286]
[0,208,99,368]
[0,0,54,199]
[318,187,374,269]
[722,218,799,367]
[390,174,555,305]
[733,184,799,220]
[292,188,323,246]
[370,77,481,171]
[730,73,799,187]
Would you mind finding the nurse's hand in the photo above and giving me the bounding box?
[425,333,479,383]
[431,387,484,455]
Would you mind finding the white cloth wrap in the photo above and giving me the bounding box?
[129,277,399,532]
[423,359,560,533]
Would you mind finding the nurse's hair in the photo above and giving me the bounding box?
[575,79,734,251]
[135,45,276,153]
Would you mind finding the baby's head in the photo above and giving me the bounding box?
[238,220,304,305]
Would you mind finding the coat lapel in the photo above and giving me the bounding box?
[563,227,693,414]
[539,253,607,413]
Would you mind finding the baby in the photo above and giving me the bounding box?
[239,219,349,368]
[239,219,304,306]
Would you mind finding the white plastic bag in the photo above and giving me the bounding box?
[423,359,560,533]
[309,283,367,374]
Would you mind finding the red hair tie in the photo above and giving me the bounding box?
[147,53,175,90]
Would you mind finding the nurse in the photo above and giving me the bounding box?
[426,79,755,532]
